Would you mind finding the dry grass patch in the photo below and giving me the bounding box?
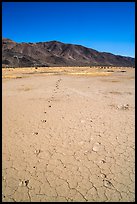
[2,75,22,79]
[109,91,122,95]
[110,80,120,82]
[23,87,32,91]
[2,67,134,79]
[67,72,112,76]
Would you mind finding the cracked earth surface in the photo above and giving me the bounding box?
[2,69,135,202]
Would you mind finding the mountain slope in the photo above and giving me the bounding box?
[2,38,135,67]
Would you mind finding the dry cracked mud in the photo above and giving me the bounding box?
[2,67,135,202]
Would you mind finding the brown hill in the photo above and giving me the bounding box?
[2,38,135,67]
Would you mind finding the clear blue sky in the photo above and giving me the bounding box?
[2,2,135,57]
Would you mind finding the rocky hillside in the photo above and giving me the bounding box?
[2,38,135,67]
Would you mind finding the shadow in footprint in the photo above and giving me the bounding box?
[33,132,38,135]
[41,120,47,123]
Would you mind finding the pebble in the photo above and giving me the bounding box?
[100,173,106,179]
[92,142,101,152]
[3,176,6,180]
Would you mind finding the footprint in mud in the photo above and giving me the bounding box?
[103,179,114,189]
[19,180,29,187]
[117,104,130,110]
[100,159,106,164]
[34,149,41,156]
[33,132,38,135]
[41,119,47,123]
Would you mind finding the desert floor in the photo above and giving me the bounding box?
[2,67,135,202]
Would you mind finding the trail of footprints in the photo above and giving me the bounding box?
[32,78,62,156]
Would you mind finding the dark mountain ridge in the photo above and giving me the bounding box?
[2,38,135,67]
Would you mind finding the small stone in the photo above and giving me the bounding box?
[117,105,120,109]
[93,146,99,152]
[92,142,101,152]
[103,179,114,189]
[100,173,106,179]
[3,176,6,180]
[84,150,88,154]
[19,180,25,187]
[19,181,22,186]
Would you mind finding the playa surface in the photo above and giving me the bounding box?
[2,67,135,202]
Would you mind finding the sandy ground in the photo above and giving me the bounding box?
[2,67,135,202]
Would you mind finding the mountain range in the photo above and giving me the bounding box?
[2,38,135,67]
